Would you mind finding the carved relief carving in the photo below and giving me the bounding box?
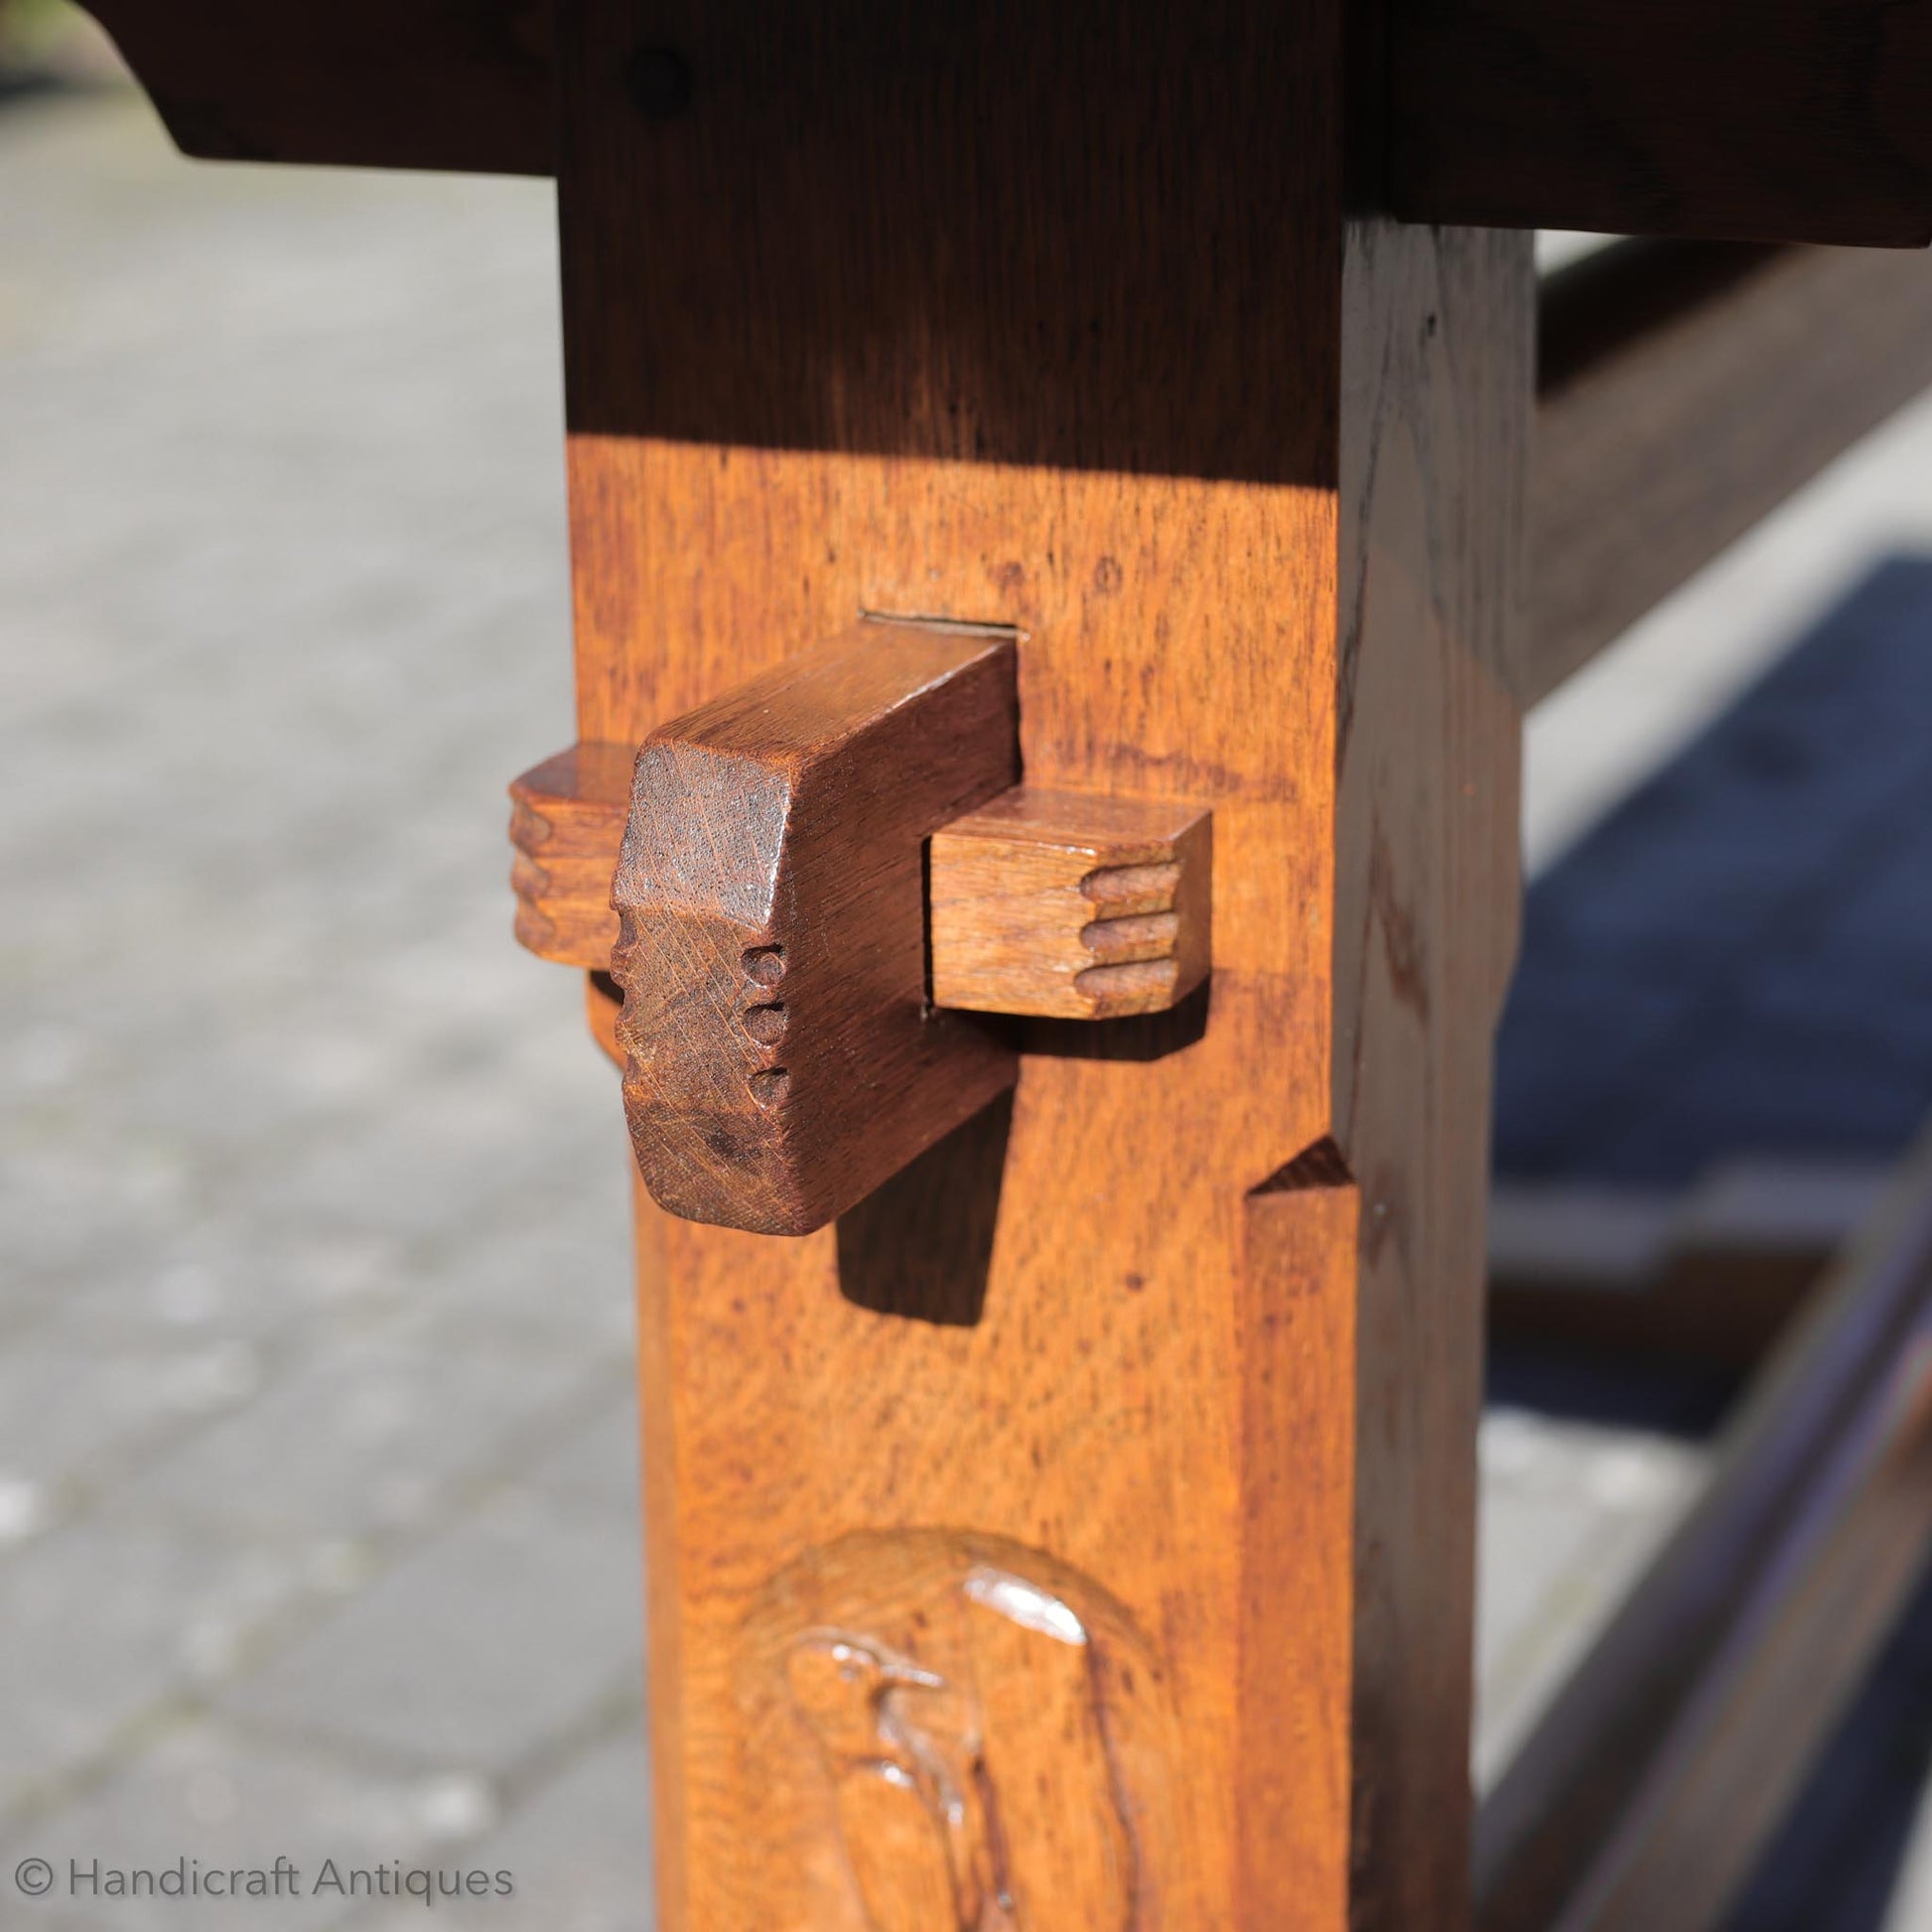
[741,1531,1177,1930]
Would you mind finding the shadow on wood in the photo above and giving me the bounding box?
[558,0,1336,483]
[1020,980,1212,1064]
[836,1090,1015,1328]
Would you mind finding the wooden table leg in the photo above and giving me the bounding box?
[553,5,1532,1923]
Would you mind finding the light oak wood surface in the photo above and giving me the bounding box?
[929,787,1211,1022]
[554,1,1532,1921]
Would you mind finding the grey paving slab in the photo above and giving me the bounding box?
[388,1210,637,1356]
[0,1333,259,1498]
[524,1396,643,1521]
[1473,1410,1707,1791]
[349,1729,653,1932]
[128,1333,609,1542]
[0,1505,313,1817]
[46,1225,412,1348]
[220,1490,645,1776]
[1,72,641,1910]
[0,1719,466,1932]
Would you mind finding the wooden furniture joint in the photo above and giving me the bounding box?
[512,621,1213,1231]
[510,693,1214,1011]
[509,741,637,968]
[513,759,1214,1017]
[78,0,1932,1919]
[1532,240,1932,703]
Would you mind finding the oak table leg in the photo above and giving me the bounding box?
[553,5,1533,1924]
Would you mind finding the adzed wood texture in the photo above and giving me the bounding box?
[1477,1120,1932,1932]
[928,787,1211,1021]
[609,621,1019,1237]
[1389,0,1932,244]
[554,0,1533,1919]
[1533,239,1932,701]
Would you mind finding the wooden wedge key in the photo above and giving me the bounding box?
[609,620,1019,1235]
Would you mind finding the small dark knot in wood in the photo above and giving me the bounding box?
[624,44,693,121]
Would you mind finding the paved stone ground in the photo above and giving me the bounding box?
[5,79,1932,1931]
[1,83,645,1930]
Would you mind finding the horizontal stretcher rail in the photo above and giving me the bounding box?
[1477,1115,1932,1932]
[1531,239,1932,706]
[1389,0,1932,246]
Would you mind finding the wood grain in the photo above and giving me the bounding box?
[1333,216,1530,1930]
[929,788,1211,1021]
[79,0,553,175]
[1239,1144,1358,1931]
[1533,240,1932,701]
[1389,0,1932,244]
[86,0,1932,251]
[1477,1120,1932,1932]
[554,0,1533,1920]
[610,621,1018,1237]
